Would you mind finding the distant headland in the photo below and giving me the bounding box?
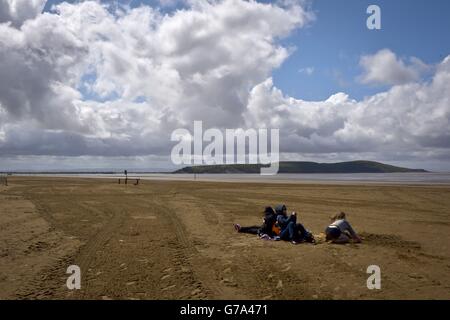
[173,161,428,174]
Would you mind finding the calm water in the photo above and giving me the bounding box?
[19,172,450,184]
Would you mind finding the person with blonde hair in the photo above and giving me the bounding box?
[325,212,361,244]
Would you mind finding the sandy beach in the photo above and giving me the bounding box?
[1,176,449,300]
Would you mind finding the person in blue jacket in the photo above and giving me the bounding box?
[275,204,315,244]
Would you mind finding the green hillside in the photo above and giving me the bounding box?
[174,161,427,174]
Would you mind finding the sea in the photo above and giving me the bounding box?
[15,172,450,185]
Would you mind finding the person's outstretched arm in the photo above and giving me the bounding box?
[346,222,361,242]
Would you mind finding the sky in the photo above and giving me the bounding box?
[0,0,449,171]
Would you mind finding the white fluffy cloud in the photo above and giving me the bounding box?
[0,0,310,156]
[245,55,450,162]
[0,0,46,27]
[359,49,430,86]
[0,0,449,170]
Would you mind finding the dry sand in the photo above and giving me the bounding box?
[0,177,449,300]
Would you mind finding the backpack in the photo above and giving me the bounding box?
[261,213,278,236]
[272,223,281,236]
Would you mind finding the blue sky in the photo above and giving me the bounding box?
[273,0,450,101]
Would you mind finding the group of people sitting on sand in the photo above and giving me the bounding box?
[234,204,362,245]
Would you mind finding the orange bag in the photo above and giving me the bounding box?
[272,224,281,236]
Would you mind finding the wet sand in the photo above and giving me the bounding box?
[1,177,449,299]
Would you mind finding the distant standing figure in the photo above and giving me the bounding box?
[325,212,361,244]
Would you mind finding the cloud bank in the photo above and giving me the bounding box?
[0,0,449,170]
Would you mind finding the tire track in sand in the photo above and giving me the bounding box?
[150,195,230,299]
[153,191,255,299]
[72,202,126,298]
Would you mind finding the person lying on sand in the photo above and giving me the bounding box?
[325,212,362,244]
[234,206,280,240]
[275,205,315,244]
